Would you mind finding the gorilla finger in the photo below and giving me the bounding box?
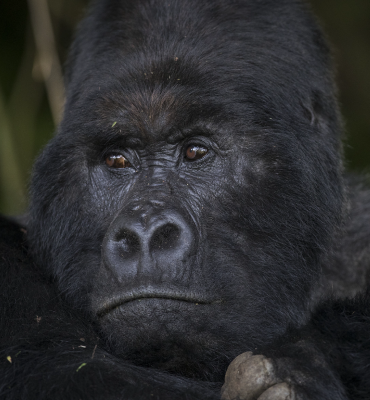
[221,352,280,400]
[257,383,296,400]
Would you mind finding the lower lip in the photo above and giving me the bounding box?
[97,296,209,318]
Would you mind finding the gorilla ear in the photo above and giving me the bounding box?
[302,90,341,137]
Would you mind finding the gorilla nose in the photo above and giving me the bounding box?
[115,222,182,255]
[102,206,195,280]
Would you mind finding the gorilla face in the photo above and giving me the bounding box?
[28,0,343,380]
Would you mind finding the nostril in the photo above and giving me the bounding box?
[115,229,140,256]
[150,223,180,251]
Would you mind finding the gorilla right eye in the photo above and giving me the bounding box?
[105,154,131,168]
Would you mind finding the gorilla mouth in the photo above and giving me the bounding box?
[96,290,221,318]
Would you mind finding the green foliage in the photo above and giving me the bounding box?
[0,0,87,215]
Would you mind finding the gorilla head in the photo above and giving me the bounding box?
[28,0,343,380]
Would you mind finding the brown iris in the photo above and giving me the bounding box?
[185,145,208,161]
[105,154,131,168]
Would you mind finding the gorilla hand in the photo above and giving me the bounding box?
[221,352,295,400]
[221,339,349,400]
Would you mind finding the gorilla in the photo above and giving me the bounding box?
[1,0,370,399]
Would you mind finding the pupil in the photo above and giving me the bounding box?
[186,145,207,161]
[187,148,196,159]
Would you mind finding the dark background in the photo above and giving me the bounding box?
[0,0,369,215]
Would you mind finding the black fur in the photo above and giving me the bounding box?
[1,0,370,399]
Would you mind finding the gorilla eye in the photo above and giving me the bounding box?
[185,145,208,161]
[105,154,131,168]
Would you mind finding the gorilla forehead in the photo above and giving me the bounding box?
[86,80,230,144]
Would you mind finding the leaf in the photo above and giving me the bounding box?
[76,363,87,372]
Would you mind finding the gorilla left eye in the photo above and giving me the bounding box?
[105,154,131,168]
[185,145,208,161]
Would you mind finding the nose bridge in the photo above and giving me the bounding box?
[137,165,175,196]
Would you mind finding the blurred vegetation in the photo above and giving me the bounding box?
[0,0,369,215]
[310,0,370,171]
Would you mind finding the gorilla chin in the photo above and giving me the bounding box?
[95,297,234,380]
